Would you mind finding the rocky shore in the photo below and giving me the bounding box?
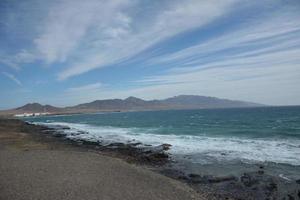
[1,118,300,200]
[38,121,300,200]
[0,118,204,200]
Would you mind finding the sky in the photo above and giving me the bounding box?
[0,0,300,109]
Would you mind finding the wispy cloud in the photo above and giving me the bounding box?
[0,50,36,70]
[2,72,22,86]
[147,8,300,68]
[0,56,19,70]
[30,0,237,80]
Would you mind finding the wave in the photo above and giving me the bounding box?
[34,122,300,166]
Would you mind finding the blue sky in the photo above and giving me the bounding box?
[0,0,300,109]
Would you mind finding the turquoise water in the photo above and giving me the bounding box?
[26,106,300,167]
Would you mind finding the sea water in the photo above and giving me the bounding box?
[26,106,300,179]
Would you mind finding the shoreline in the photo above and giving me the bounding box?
[0,118,204,200]
[1,118,300,200]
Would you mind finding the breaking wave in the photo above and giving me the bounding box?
[34,122,300,166]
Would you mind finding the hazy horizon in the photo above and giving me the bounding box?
[1,0,300,109]
[4,94,300,111]
[1,94,266,110]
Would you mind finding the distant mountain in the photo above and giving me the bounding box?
[16,103,62,113]
[66,95,263,112]
[67,96,160,111]
[161,95,261,109]
[1,95,264,115]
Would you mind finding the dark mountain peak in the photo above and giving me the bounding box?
[16,103,61,112]
[17,103,42,110]
[125,96,145,102]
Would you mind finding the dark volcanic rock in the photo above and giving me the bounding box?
[92,142,172,165]
[208,176,237,183]
[130,142,142,146]
[188,173,201,178]
[287,194,295,200]
[52,131,68,138]
[161,143,172,151]
[82,140,100,146]
[266,182,278,192]
[257,170,264,175]
[259,165,264,169]
[161,169,188,180]
[187,174,237,184]
[183,170,300,200]
[241,173,259,187]
[106,142,126,148]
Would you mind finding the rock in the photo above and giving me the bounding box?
[188,173,201,178]
[207,175,237,183]
[82,140,99,146]
[42,130,55,134]
[77,130,88,135]
[60,126,71,130]
[187,174,237,184]
[188,175,212,184]
[287,194,295,200]
[296,179,300,184]
[258,170,264,175]
[145,152,169,161]
[130,142,142,146]
[161,169,188,180]
[52,132,66,137]
[96,142,171,165]
[47,124,70,130]
[138,144,171,165]
[161,143,172,151]
[106,142,126,148]
[266,182,277,192]
[241,173,258,187]
[141,144,171,154]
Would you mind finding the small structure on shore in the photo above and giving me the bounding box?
[14,112,51,117]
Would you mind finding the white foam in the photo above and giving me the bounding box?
[35,122,300,166]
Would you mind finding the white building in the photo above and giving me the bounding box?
[14,112,50,117]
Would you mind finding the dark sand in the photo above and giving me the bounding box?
[0,119,204,200]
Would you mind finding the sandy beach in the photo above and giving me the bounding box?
[0,118,203,200]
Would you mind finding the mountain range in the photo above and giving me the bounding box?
[1,95,264,115]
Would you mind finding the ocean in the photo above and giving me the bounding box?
[26,106,300,180]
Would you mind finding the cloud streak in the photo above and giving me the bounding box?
[30,0,237,80]
[2,72,22,86]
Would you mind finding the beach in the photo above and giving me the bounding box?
[0,118,203,200]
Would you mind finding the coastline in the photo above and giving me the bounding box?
[1,118,299,200]
[0,118,204,200]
